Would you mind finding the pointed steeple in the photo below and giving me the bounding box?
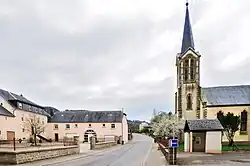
[181,2,195,54]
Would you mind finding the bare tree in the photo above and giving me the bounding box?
[23,114,46,146]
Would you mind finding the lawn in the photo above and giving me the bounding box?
[178,143,184,151]
[177,143,250,151]
[222,144,250,151]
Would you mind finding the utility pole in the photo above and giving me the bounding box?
[121,108,124,144]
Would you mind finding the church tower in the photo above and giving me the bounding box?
[176,2,201,120]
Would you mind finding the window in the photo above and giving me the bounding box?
[111,124,115,129]
[66,124,70,129]
[5,117,7,120]
[184,59,189,81]
[102,124,106,127]
[186,94,192,110]
[22,128,25,132]
[190,59,196,80]
[0,130,1,135]
[89,124,92,127]
[54,124,58,130]
[195,137,201,144]
[75,124,78,128]
[241,110,247,132]
[21,117,24,121]
[29,106,32,111]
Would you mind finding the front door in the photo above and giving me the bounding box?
[55,133,59,142]
[88,134,93,142]
[7,131,15,141]
[192,132,206,152]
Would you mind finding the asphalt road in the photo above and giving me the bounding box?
[48,134,153,166]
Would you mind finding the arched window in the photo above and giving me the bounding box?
[190,59,196,80]
[241,110,247,132]
[184,59,189,81]
[187,94,192,110]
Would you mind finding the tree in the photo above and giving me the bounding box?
[140,127,149,134]
[23,114,46,145]
[217,112,241,147]
[140,126,152,135]
[151,113,184,138]
[151,111,168,123]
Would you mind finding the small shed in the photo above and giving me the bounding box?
[184,119,223,154]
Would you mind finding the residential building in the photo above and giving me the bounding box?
[0,89,49,140]
[175,2,250,143]
[0,88,129,144]
[46,110,128,143]
[139,122,149,131]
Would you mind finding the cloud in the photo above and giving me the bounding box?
[0,0,249,121]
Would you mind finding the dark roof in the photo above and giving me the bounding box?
[0,105,14,117]
[0,88,49,117]
[201,85,250,107]
[184,119,223,132]
[180,2,195,55]
[49,110,124,123]
[44,106,60,117]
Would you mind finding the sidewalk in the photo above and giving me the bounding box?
[145,143,167,166]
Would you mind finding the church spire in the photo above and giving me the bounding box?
[181,2,195,54]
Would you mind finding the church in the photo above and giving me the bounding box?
[175,3,250,143]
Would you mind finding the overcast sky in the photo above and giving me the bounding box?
[0,0,250,121]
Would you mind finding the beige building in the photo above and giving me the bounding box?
[175,2,250,143]
[46,110,128,144]
[0,88,129,144]
[139,122,149,131]
[0,89,49,141]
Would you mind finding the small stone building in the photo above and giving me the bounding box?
[184,119,223,153]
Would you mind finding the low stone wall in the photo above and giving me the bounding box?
[158,143,177,165]
[93,141,117,150]
[0,146,80,165]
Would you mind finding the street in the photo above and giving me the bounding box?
[47,134,154,166]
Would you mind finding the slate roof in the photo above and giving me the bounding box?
[48,110,124,123]
[44,106,60,117]
[0,88,49,116]
[180,2,195,55]
[201,85,250,107]
[0,105,14,117]
[184,119,223,132]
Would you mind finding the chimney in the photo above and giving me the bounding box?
[20,94,23,97]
